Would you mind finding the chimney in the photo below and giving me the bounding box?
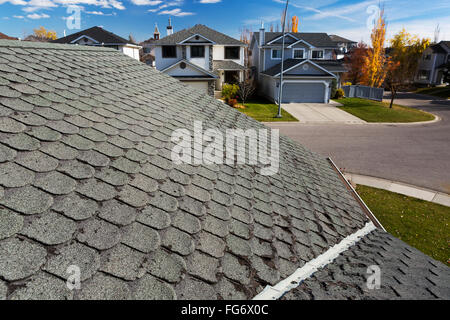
[259,22,265,46]
[167,18,173,36]
[154,23,160,40]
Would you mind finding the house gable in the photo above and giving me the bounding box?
[267,33,298,45]
[70,35,100,45]
[162,60,217,78]
[284,61,336,77]
[179,33,215,44]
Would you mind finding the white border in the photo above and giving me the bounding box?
[253,222,377,300]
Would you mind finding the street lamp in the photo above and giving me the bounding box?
[276,0,289,118]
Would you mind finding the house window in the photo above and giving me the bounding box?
[271,49,282,60]
[312,50,324,59]
[293,49,304,59]
[162,46,177,58]
[418,70,430,80]
[225,47,240,60]
[191,46,205,58]
[424,54,432,60]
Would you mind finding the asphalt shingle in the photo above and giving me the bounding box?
[0,40,447,301]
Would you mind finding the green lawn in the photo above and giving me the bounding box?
[238,98,298,122]
[356,185,450,265]
[415,86,450,99]
[335,97,435,123]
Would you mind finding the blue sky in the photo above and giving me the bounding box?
[1,0,449,43]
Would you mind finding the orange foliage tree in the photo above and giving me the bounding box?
[292,16,299,32]
[33,26,57,41]
[362,9,390,88]
[344,41,368,84]
[386,29,430,107]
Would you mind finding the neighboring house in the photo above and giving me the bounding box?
[0,32,18,40]
[329,34,357,59]
[250,25,346,103]
[52,26,141,60]
[139,24,161,67]
[415,41,450,86]
[0,40,448,300]
[153,24,247,96]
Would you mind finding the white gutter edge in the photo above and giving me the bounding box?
[252,221,377,300]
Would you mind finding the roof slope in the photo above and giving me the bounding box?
[0,33,18,40]
[153,24,245,46]
[0,40,447,300]
[329,35,356,43]
[52,26,129,45]
[254,32,336,47]
[283,229,450,300]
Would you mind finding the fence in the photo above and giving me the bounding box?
[342,85,384,101]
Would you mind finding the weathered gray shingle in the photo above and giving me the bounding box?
[0,40,447,301]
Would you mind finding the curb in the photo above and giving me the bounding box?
[343,173,450,208]
[264,109,440,126]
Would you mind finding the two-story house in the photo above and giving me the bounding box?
[53,26,141,60]
[153,24,247,96]
[415,41,449,86]
[250,25,346,103]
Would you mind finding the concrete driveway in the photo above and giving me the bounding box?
[281,101,366,124]
[269,92,450,193]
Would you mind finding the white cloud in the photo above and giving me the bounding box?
[53,0,125,10]
[130,0,162,5]
[199,0,221,3]
[26,12,50,19]
[0,0,27,4]
[13,15,25,18]
[330,15,450,44]
[158,8,194,17]
[86,10,117,15]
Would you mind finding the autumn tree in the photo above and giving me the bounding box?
[240,28,253,67]
[386,29,430,107]
[292,16,299,32]
[238,74,256,106]
[129,34,137,44]
[362,8,389,88]
[344,41,368,84]
[33,26,57,41]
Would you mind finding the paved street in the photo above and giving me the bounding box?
[268,92,450,193]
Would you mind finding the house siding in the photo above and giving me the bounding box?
[155,46,183,70]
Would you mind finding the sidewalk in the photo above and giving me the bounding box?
[344,172,450,207]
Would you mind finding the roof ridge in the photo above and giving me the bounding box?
[0,39,116,51]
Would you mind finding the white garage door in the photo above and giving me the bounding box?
[282,82,326,103]
[182,81,209,93]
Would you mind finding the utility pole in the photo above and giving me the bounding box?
[276,0,289,118]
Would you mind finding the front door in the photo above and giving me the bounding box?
[224,71,239,84]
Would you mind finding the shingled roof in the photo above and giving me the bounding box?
[253,32,336,47]
[52,26,130,45]
[153,24,245,46]
[0,40,448,300]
